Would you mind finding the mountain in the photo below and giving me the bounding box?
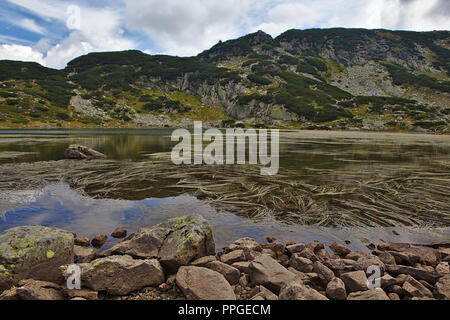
[0,28,449,132]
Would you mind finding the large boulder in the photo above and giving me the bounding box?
[61,255,165,296]
[101,215,215,274]
[248,254,297,293]
[0,226,74,291]
[63,145,106,160]
[176,266,236,300]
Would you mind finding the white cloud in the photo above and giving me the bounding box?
[0,44,45,65]
[16,18,46,34]
[124,0,256,56]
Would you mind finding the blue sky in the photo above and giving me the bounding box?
[0,0,449,69]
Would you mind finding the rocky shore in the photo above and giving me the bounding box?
[0,215,449,300]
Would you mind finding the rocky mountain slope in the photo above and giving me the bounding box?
[0,28,449,132]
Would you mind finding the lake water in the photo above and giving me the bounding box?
[0,129,449,251]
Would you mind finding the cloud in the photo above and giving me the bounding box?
[16,18,46,34]
[124,0,256,56]
[0,43,45,64]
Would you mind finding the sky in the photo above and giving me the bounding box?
[0,0,449,69]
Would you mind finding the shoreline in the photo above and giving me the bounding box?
[0,216,449,300]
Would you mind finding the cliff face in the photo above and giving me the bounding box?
[0,28,449,132]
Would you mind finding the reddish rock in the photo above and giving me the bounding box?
[326,277,347,300]
[91,235,108,248]
[265,237,277,243]
[329,242,351,257]
[111,227,127,239]
[74,237,90,247]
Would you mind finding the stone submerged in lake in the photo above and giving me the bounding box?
[63,145,106,160]
[0,226,74,291]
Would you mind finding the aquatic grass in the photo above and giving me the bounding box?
[0,158,449,228]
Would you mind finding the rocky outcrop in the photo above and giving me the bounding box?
[101,215,215,274]
[63,145,106,160]
[0,226,74,290]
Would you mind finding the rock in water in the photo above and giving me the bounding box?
[0,226,74,291]
[63,145,106,160]
[111,227,127,239]
[61,255,165,296]
[101,215,215,274]
[176,266,236,300]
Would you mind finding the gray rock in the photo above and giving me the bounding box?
[61,255,165,296]
[191,255,217,267]
[313,261,335,283]
[74,245,96,263]
[248,254,297,293]
[386,265,440,284]
[347,288,389,300]
[206,261,240,285]
[286,243,306,254]
[0,279,64,300]
[101,215,215,274]
[289,254,314,273]
[326,277,347,300]
[176,266,236,300]
[63,145,106,160]
[279,282,328,300]
[341,270,368,292]
[402,276,433,298]
[0,226,74,290]
[220,249,246,264]
[434,274,450,299]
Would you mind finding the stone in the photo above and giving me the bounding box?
[323,258,356,273]
[91,235,108,248]
[111,227,127,239]
[329,242,351,257]
[377,252,396,265]
[66,288,98,300]
[206,261,240,285]
[289,254,314,273]
[248,254,296,293]
[306,241,325,253]
[297,247,318,262]
[286,243,306,254]
[63,145,106,160]
[353,256,385,273]
[74,237,90,247]
[0,279,64,300]
[74,245,97,263]
[233,238,262,252]
[434,274,450,299]
[176,266,236,300]
[102,215,215,274]
[191,255,217,267]
[380,274,397,289]
[347,288,389,300]
[379,243,437,266]
[326,277,347,300]
[388,292,400,300]
[231,261,251,274]
[258,285,278,300]
[341,271,368,292]
[377,242,411,252]
[221,249,246,264]
[386,265,440,284]
[261,249,277,259]
[346,251,373,261]
[265,237,276,243]
[402,276,433,298]
[279,282,328,300]
[435,262,449,275]
[313,261,335,283]
[101,226,171,258]
[61,255,165,296]
[316,249,332,262]
[0,226,74,291]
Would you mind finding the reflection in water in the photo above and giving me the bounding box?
[0,129,449,249]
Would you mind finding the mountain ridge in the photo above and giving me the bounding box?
[0,27,449,132]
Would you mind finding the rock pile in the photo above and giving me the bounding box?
[0,216,449,300]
